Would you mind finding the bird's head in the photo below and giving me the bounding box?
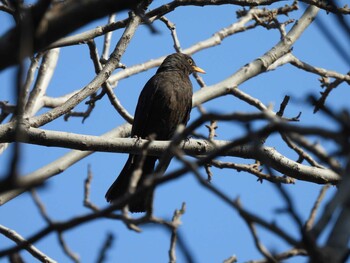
[157,53,205,75]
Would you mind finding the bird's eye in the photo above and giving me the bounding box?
[188,59,193,65]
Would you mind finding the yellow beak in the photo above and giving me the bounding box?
[192,65,206,74]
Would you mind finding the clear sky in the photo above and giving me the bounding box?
[0,1,349,262]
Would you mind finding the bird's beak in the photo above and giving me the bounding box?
[192,65,206,74]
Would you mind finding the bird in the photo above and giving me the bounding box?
[105,53,205,213]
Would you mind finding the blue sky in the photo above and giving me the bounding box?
[0,1,349,262]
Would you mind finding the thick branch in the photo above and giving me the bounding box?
[0,119,342,201]
[193,4,320,106]
[0,0,141,70]
[0,123,130,205]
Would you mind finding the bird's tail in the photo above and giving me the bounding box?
[105,155,157,213]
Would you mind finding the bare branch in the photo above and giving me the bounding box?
[0,0,143,70]
[160,16,182,52]
[0,1,348,261]
[289,54,350,81]
[0,224,57,263]
[194,5,320,107]
[86,39,133,124]
[25,49,60,117]
[210,159,295,184]
[57,233,80,263]
[238,199,278,262]
[305,184,331,231]
[83,165,99,211]
[248,248,307,263]
[168,203,186,263]
[31,190,80,262]
[96,233,114,263]
[0,123,131,205]
[172,147,299,247]
[101,14,116,63]
[29,10,142,128]
[108,5,292,85]
[31,190,52,224]
[223,255,238,263]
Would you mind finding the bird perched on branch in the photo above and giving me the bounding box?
[105,53,205,212]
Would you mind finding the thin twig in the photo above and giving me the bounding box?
[31,190,80,262]
[31,190,52,224]
[236,199,278,263]
[172,147,299,246]
[305,184,331,231]
[96,233,114,263]
[314,75,348,113]
[57,233,80,263]
[160,16,181,52]
[86,39,133,124]
[210,160,295,184]
[223,255,238,263]
[101,14,116,63]
[168,203,186,263]
[29,9,143,128]
[83,165,99,211]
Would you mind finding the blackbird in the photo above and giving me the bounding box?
[105,53,205,212]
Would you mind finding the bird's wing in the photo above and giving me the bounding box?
[182,96,192,126]
[131,74,161,138]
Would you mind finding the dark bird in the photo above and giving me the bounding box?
[105,53,205,212]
